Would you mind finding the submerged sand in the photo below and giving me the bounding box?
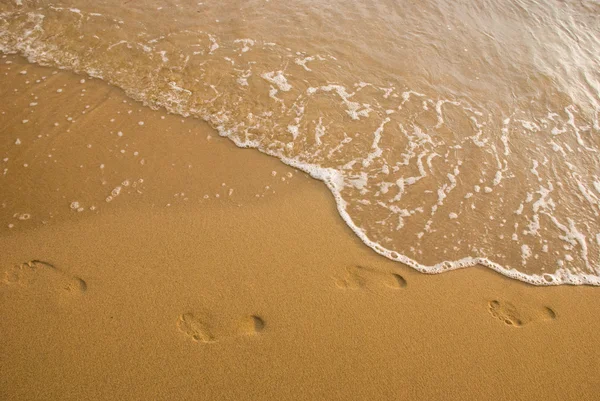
[1,56,600,401]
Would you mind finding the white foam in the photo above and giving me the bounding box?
[233,38,255,53]
[261,71,291,92]
[287,125,299,140]
[208,35,219,54]
[294,56,314,71]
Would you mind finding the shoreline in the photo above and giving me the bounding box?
[1,52,594,286]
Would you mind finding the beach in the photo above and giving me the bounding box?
[2,55,600,401]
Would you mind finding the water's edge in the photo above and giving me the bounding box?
[3,50,598,287]
[2,2,599,286]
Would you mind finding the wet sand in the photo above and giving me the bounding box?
[1,57,600,401]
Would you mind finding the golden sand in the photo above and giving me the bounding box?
[1,56,600,401]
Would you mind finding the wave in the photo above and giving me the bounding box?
[2,2,600,285]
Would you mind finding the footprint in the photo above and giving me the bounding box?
[241,315,266,335]
[488,300,525,327]
[544,306,557,320]
[388,273,408,289]
[334,267,366,290]
[177,313,215,343]
[2,260,87,295]
[334,265,407,291]
[487,300,556,327]
[177,312,266,343]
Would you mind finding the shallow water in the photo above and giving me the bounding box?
[1,0,599,285]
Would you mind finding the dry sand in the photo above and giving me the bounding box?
[1,55,599,401]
